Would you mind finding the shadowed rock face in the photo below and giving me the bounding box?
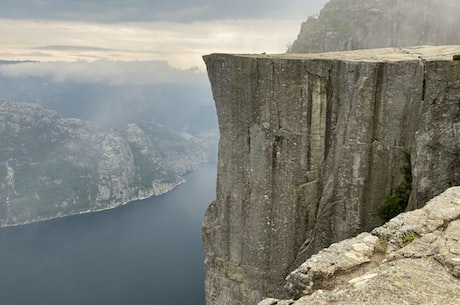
[290,0,460,53]
[202,46,460,305]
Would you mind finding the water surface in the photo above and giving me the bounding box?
[0,162,217,305]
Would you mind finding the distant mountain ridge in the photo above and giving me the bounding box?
[290,0,460,53]
[0,100,206,226]
[0,60,38,65]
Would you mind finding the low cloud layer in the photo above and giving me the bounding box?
[0,60,206,85]
[0,60,215,130]
[0,0,329,131]
[0,18,313,69]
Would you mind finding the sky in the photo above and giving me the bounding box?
[0,0,328,78]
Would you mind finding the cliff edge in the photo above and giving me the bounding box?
[203,46,460,305]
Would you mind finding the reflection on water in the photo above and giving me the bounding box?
[0,163,217,305]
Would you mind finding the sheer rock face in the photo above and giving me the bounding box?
[202,46,460,305]
[290,0,460,53]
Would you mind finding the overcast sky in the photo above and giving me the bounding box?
[0,0,328,84]
[0,0,327,22]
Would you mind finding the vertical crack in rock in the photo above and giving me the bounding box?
[421,67,427,102]
[371,62,385,143]
[324,65,335,158]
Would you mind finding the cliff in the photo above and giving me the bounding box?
[203,46,460,305]
[290,0,460,53]
[0,100,206,226]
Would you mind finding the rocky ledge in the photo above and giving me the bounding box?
[260,186,460,305]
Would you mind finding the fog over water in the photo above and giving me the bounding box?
[0,163,217,305]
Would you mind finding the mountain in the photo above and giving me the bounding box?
[0,60,38,65]
[0,100,206,226]
[290,0,460,53]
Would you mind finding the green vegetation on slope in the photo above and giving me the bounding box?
[379,150,412,222]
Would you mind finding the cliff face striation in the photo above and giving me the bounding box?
[203,46,460,305]
[0,100,206,226]
[290,0,460,53]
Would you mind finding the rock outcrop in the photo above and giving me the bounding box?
[203,46,460,305]
[290,0,460,53]
[0,100,206,226]
[259,186,460,305]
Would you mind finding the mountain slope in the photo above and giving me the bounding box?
[0,100,205,226]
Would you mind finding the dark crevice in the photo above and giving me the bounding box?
[272,60,281,130]
[361,62,385,227]
[305,70,313,171]
[379,149,412,222]
[422,69,426,101]
[324,65,334,158]
[371,62,385,142]
[248,133,251,150]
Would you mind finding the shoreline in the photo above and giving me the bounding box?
[0,174,188,229]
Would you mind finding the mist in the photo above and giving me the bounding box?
[0,60,215,130]
[0,60,207,85]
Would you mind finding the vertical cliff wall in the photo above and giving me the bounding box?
[203,46,460,305]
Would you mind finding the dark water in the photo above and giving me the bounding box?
[0,162,217,305]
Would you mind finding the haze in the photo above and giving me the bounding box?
[0,0,328,71]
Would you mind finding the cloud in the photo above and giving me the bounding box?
[34,45,120,52]
[0,60,207,85]
[0,19,310,70]
[0,60,215,130]
[0,0,328,22]
[0,2,330,71]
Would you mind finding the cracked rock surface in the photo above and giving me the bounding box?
[261,186,460,305]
